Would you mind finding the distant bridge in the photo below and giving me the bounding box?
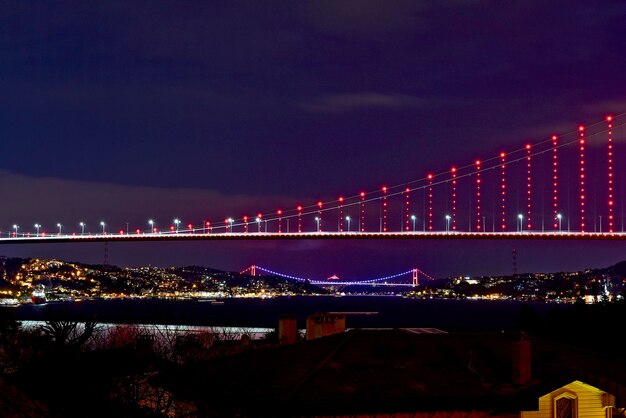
[239,265,434,287]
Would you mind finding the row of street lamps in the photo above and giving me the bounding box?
[7,215,449,236]
[6,212,571,237]
[12,221,105,237]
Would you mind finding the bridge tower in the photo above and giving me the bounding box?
[412,269,418,287]
[250,265,256,277]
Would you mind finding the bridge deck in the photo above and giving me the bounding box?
[2,230,626,243]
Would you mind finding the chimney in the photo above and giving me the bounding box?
[306,312,346,340]
[278,314,298,345]
[512,332,532,385]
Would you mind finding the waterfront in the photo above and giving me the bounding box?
[0,295,563,332]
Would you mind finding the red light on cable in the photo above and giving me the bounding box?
[552,135,559,229]
[404,188,411,231]
[297,206,303,233]
[427,174,434,231]
[381,186,388,232]
[500,152,506,231]
[579,126,586,232]
[526,144,532,230]
[607,116,615,232]
[317,202,323,232]
[338,197,344,232]
[475,161,482,231]
[360,191,366,232]
[450,166,457,231]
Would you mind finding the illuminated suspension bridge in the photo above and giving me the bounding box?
[239,265,435,287]
[2,113,626,243]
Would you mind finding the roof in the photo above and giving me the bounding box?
[166,328,626,417]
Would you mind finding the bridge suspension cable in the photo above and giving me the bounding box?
[4,112,626,239]
[247,265,431,286]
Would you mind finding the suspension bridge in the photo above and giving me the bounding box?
[239,265,435,287]
[3,113,626,243]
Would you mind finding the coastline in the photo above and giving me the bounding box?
[0,295,560,332]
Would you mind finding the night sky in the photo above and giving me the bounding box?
[2,1,626,281]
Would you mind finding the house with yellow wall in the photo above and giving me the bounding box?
[521,381,616,418]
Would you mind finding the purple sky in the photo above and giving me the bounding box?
[2,1,626,281]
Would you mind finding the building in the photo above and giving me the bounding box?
[166,327,626,417]
[521,380,616,418]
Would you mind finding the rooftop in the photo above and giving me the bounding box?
[165,328,626,417]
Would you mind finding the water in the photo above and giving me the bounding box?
[0,296,563,332]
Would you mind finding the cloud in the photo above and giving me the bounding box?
[0,171,298,235]
[299,92,427,113]
[304,0,426,36]
[583,100,626,119]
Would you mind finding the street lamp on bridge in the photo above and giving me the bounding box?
[148,219,155,233]
[411,215,416,232]
[255,217,261,233]
[100,221,106,234]
[557,213,562,233]
[174,218,180,233]
[315,217,321,232]
[57,223,62,236]
[345,216,350,232]
[12,224,18,237]
[79,222,85,235]
[34,223,41,237]
[445,215,451,233]
[517,214,524,232]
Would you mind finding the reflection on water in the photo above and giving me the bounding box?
[19,320,275,340]
[0,295,563,333]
